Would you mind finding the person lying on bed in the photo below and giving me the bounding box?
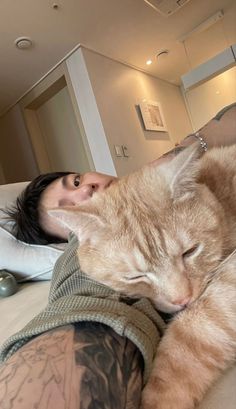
[0,103,235,409]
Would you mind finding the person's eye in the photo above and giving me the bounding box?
[73,175,80,187]
[182,244,199,258]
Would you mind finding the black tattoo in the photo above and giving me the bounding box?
[0,325,74,409]
[0,323,143,409]
[214,102,236,120]
[74,322,143,409]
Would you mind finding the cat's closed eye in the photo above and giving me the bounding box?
[124,274,146,281]
[182,244,199,258]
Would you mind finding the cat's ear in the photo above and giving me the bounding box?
[158,143,203,199]
[48,206,104,244]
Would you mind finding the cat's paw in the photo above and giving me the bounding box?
[141,381,160,409]
[141,390,179,409]
[141,379,190,409]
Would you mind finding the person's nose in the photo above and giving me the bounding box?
[83,174,116,192]
[94,179,111,192]
[73,184,95,201]
[74,173,117,203]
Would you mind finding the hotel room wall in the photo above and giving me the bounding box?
[35,85,92,174]
[82,48,193,177]
[183,66,236,130]
[0,104,38,183]
[0,70,94,184]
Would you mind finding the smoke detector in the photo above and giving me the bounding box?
[15,37,33,50]
[156,49,169,59]
[144,0,191,16]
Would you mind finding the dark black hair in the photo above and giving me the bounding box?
[5,172,74,245]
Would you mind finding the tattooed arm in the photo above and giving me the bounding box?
[150,103,236,166]
[0,323,143,409]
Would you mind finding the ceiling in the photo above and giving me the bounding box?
[0,0,235,115]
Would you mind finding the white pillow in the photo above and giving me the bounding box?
[0,182,65,281]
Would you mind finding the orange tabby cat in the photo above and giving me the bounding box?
[51,144,236,409]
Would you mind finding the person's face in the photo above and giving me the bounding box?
[39,172,118,240]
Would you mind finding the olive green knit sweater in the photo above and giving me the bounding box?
[0,234,165,383]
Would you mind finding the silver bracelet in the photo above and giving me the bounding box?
[194,132,208,152]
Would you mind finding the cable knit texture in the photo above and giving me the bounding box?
[0,234,165,383]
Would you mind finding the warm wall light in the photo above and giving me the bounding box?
[146,59,152,65]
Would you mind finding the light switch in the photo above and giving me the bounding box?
[114,145,123,157]
[122,145,130,157]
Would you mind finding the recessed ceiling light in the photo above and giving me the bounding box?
[15,37,33,50]
[146,59,152,65]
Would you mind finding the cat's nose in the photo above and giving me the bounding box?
[172,296,191,308]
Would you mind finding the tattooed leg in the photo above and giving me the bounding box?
[0,323,143,409]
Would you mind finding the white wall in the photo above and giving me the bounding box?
[66,49,117,176]
[82,48,193,176]
[183,66,236,130]
[36,86,91,174]
[0,104,38,183]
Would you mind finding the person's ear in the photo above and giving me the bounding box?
[48,206,104,244]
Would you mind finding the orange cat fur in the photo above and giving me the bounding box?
[51,144,236,409]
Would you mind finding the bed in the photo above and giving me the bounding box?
[0,181,64,345]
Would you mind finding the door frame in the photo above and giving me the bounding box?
[19,48,117,176]
[19,62,95,174]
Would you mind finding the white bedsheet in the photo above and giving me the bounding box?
[0,281,50,346]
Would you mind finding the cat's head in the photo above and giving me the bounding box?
[50,144,226,313]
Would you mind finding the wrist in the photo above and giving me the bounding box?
[194,132,208,151]
[179,132,207,151]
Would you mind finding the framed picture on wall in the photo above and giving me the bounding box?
[139,100,168,132]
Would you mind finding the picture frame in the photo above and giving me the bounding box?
[139,100,168,132]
